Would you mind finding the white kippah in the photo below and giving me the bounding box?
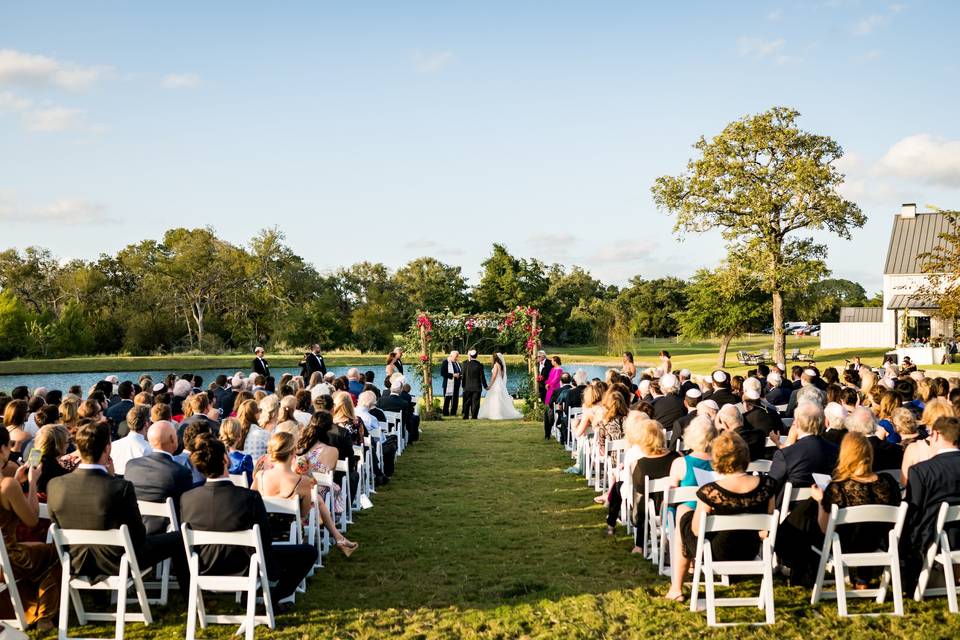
[660,373,678,390]
[698,399,719,411]
[152,383,165,393]
[744,388,761,401]
[468,349,478,357]
[803,368,817,377]
[685,388,702,399]
[712,371,727,383]
[679,368,691,378]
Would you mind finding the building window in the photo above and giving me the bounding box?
[906,315,931,341]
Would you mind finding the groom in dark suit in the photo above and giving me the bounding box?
[440,351,462,416]
[460,350,487,420]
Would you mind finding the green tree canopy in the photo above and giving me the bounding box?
[652,106,865,363]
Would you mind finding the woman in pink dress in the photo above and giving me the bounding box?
[544,356,564,405]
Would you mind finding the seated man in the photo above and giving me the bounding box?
[716,403,766,461]
[378,379,419,443]
[110,404,153,476]
[180,434,317,607]
[177,393,220,449]
[768,402,838,504]
[903,416,960,592]
[124,420,195,534]
[356,390,391,483]
[46,421,188,591]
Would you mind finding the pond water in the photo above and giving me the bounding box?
[0,363,619,398]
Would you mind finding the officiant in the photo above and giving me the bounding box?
[440,350,462,416]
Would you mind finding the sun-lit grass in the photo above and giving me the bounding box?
[43,419,960,639]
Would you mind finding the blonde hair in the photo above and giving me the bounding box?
[258,394,280,427]
[635,418,667,455]
[582,385,601,408]
[623,411,647,446]
[150,403,171,423]
[58,399,79,428]
[833,431,873,482]
[921,397,956,427]
[275,420,300,440]
[219,417,243,450]
[601,389,628,423]
[860,369,877,398]
[267,431,296,462]
[332,392,356,425]
[35,424,69,457]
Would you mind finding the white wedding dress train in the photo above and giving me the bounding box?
[477,366,523,420]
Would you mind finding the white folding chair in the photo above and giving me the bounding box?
[261,496,305,599]
[658,486,700,577]
[366,429,383,494]
[566,408,583,452]
[747,460,772,474]
[50,523,153,640]
[38,501,53,543]
[136,498,179,606]
[689,511,780,626]
[382,411,404,456]
[603,439,627,497]
[592,437,608,493]
[229,474,250,488]
[352,444,373,511]
[914,502,960,611]
[336,459,352,531]
[810,502,909,616]
[0,529,29,630]
[311,471,336,560]
[180,523,275,640]
[778,481,813,524]
[642,476,671,562]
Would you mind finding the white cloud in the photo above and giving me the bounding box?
[401,239,464,256]
[21,106,87,132]
[0,48,109,90]
[527,232,575,251]
[0,90,31,111]
[852,14,887,35]
[736,37,786,59]
[32,199,114,224]
[877,134,960,187]
[767,9,783,21]
[0,194,115,225]
[590,240,655,265]
[412,50,455,74]
[161,72,201,89]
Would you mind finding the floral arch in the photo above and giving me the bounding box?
[403,307,542,420]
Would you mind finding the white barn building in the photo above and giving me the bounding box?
[819,203,955,363]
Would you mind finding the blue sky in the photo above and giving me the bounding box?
[2,1,959,294]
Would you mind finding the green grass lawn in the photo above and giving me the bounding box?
[45,419,960,639]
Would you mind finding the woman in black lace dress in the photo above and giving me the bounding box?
[665,431,776,602]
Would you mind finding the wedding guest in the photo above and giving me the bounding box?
[716,403,766,461]
[621,352,637,381]
[58,399,80,439]
[0,427,60,631]
[4,400,32,458]
[845,407,902,472]
[219,417,254,485]
[822,402,848,446]
[901,398,956,486]
[769,403,837,503]
[296,410,344,507]
[666,430,774,602]
[35,425,75,495]
[293,390,313,426]
[629,417,680,553]
[110,405,153,476]
[180,434,312,608]
[653,373,684,430]
[237,399,269,462]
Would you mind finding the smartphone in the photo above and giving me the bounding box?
[27,448,41,467]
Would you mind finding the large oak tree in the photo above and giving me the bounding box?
[652,107,864,363]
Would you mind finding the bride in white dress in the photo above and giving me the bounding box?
[478,353,523,420]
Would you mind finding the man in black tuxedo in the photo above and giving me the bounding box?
[440,351,462,416]
[124,421,195,535]
[252,346,270,378]
[180,435,317,605]
[768,403,838,504]
[903,416,960,591]
[536,351,553,403]
[653,373,685,429]
[305,344,327,380]
[46,420,189,591]
[461,350,487,420]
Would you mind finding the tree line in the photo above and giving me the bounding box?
[0,228,875,360]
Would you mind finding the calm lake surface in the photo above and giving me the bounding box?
[0,363,618,397]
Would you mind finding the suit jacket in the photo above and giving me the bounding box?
[765,386,790,406]
[252,357,270,378]
[822,428,847,447]
[669,410,696,451]
[537,359,553,391]
[377,393,414,433]
[653,393,685,430]
[709,388,740,408]
[180,480,272,577]
[348,380,365,397]
[124,452,195,534]
[440,359,462,395]
[905,451,960,555]
[214,387,237,416]
[769,435,838,502]
[733,425,768,461]
[104,399,134,430]
[461,359,487,392]
[868,436,904,472]
[47,467,147,579]
[305,353,327,379]
[743,406,782,436]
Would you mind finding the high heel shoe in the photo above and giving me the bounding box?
[336,539,359,558]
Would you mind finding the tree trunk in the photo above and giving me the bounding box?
[718,334,734,368]
[772,290,785,364]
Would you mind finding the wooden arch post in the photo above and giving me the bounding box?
[419,314,434,416]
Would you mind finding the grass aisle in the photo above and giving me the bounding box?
[60,419,960,639]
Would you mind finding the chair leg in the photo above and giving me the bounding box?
[116,560,129,640]
[244,570,258,640]
[944,553,959,613]
[834,542,848,617]
[58,568,71,640]
[763,544,776,624]
[186,575,198,640]
[889,552,904,616]
[704,546,716,626]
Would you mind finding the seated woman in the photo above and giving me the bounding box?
[663,417,716,602]
[777,432,901,587]
[0,426,60,630]
[592,389,629,505]
[627,416,679,553]
[219,418,254,485]
[665,430,776,602]
[902,398,956,486]
[604,410,649,536]
[4,400,32,461]
[253,432,356,556]
[297,411,343,512]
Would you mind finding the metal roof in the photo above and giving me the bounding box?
[839,306,883,322]
[883,211,951,274]
[886,295,940,310]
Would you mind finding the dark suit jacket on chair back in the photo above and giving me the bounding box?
[124,452,195,534]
